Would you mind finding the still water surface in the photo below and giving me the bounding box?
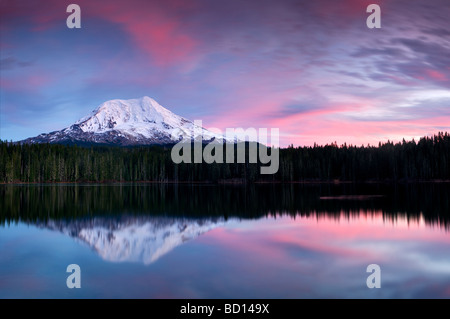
[1,183,449,298]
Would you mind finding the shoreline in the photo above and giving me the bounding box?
[1,179,450,185]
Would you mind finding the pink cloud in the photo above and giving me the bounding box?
[123,19,196,66]
[203,213,450,271]
[426,69,447,81]
[5,0,199,66]
[97,0,198,66]
[1,73,54,92]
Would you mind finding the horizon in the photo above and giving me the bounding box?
[1,0,449,147]
[4,125,449,149]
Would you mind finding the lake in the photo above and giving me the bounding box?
[1,183,449,298]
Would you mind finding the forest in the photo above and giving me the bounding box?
[0,132,449,183]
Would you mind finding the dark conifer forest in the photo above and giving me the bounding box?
[1,132,449,183]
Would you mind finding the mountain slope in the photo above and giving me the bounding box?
[20,96,230,146]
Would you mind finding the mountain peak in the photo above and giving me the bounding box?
[75,96,180,134]
[19,96,230,146]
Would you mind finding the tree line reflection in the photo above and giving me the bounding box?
[1,183,449,230]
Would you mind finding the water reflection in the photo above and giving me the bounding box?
[38,217,231,264]
[1,183,449,230]
[1,183,450,298]
[201,213,450,298]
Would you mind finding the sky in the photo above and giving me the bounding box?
[1,0,449,147]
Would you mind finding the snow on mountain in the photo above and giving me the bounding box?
[38,216,234,264]
[20,96,233,145]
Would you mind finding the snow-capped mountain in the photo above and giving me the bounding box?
[20,96,231,145]
[36,216,233,264]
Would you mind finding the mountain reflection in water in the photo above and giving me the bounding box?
[1,183,450,298]
[38,217,230,264]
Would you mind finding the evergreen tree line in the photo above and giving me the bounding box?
[1,132,449,183]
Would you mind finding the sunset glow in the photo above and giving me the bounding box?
[1,0,449,146]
